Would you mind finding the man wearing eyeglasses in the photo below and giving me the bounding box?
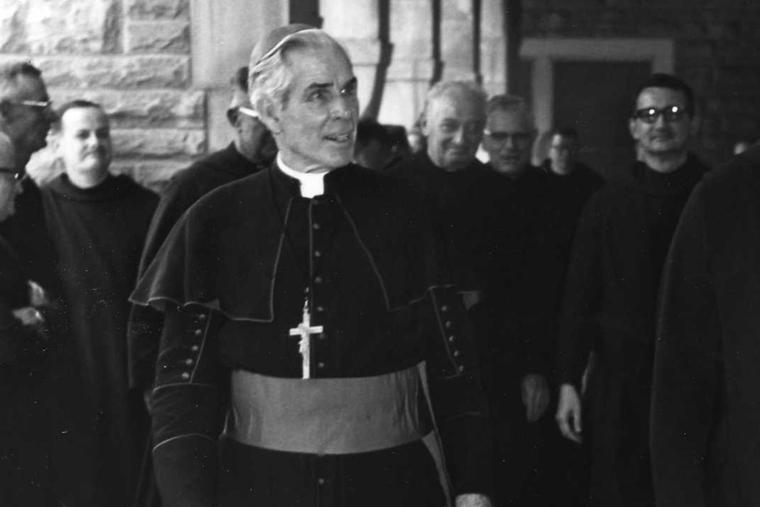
[0,61,58,293]
[555,73,708,507]
[482,93,586,507]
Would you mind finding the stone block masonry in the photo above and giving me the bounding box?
[1,0,205,190]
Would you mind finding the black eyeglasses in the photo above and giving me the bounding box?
[632,105,689,124]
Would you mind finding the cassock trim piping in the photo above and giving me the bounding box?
[153,433,216,453]
[131,200,292,322]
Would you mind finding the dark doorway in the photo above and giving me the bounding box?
[552,61,651,180]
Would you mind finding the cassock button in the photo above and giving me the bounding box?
[453,350,461,358]
[198,313,207,321]
[313,223,321,230]
[448,335,455,343]
[181,372,190,379]
[314,276,323,284]
[317,306,325,312]
[445,321,452,329]
[317,477,325,486]
[185,358,194,366]
[457,365,465,373]
[314,250,322,258]
[191,345,200,352]
[441,305,449,312]
[193,329,202,336]
[317,362,325,369]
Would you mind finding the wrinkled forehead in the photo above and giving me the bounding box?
[282,44,355,90]
[60,106,109,130]
[427,91,485,123]
[486,108,533,133]
[636,86,688,109]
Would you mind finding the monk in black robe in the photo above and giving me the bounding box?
[133,25,494,507]
[652,145,760,507]
[556,74,707,507]
[41,101,158,506]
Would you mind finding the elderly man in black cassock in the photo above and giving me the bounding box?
[652,145,760,507]
[41,100,158,506]
[131,24,494,507]
[555,73,708,507]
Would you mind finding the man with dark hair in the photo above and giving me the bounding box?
[41,100,158,506]
[132,25,493,507]
[127,66,275,399]
[652,145,760,507]
[555,73,708,507]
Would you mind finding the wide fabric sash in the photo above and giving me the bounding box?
[224,365,431,455]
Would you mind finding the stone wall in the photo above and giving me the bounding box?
[523,0,760,164]
[0,0,203,189]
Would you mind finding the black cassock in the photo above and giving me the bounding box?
[652,146,760,507]
[41,173,157,506]
[556,155,707,507]
[0,234,58,506]
[128,142,266,392]
[131,164,493,507]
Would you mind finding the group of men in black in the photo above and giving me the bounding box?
[1,23,757,507]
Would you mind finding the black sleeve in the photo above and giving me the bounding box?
[128,180,199,391]
[151,304,227,507]
[127,303,163,390]
[423,285,494,499]
[651,183,719,507]
[556,196,603,387]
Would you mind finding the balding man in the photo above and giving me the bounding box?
[131,25,493,507]
[388,81,504,303]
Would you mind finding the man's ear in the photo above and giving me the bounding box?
[256,97,282,135]
[419,113,429,137]
[628,117,638,141]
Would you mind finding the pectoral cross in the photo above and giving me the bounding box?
[289,299,323,379]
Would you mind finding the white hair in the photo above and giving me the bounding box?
[248,29,351,113]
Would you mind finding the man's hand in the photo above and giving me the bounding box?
[455,493,492,507]
[12,306,44,326]
[521,373,549,422]
[556,383,582,443]
[27,280,49,307]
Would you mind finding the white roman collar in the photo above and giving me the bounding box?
[277,153,330,198]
